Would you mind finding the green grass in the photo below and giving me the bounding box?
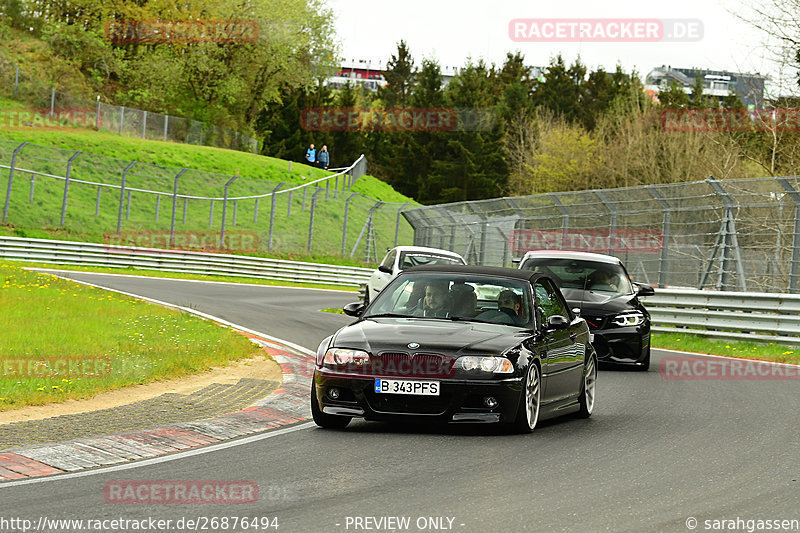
[651,332,800,365]
[0,261,261,410]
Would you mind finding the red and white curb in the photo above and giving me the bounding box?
[0,334,314,481]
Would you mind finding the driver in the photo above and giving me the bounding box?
[414,281,451,317]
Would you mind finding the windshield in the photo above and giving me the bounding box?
[365,273,531,326]
[398,253,465,270]
[519,257,633,296]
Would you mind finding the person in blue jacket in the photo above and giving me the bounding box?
[305,143,316,166]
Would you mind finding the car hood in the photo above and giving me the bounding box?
[332,318,528,356]
[561,288,640,315]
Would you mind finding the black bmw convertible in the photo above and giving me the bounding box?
[311,265,598,432]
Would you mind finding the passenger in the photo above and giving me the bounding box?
[475,290,525,325]
[414,281,451,317]
[450,283,477,318]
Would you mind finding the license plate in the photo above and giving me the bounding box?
[374,379,440,396]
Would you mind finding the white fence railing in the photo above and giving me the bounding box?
[0,236,372,287]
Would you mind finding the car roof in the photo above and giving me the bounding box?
[391,246,464,258]
[518,250,622,265]
[403,264,540,282]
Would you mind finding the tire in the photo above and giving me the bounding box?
[310,384,351,429]
[512,362,541,433]
[637,346,651,372]
[577,352,597,418]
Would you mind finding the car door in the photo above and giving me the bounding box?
[368,249,397,300]
[534,278,584,403]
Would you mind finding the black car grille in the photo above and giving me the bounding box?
[369,352,455,379]
[365,390,451,415]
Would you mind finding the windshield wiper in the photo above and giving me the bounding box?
[366,313,412,319]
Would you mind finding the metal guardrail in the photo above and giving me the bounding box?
[1,235,796,344]
[0,236,372,287]
[642,289,800,345]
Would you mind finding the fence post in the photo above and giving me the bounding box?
[50,88,55,117]
[95,96,100,130]
[394,202,410,247]
[96,187,101,216]
[117,161,136,233]
[233,200,238,226]
[254,198,259,224]
[287,190,293,216]
[777,177,800,293]
[142,111,147,139]
[647,186,672,288]
[29,174,35,202]
[308,189,323,252]
[325,179,329,201]
[268,182,284,250]
[119,106,125,135]
[182,198,188,224]
[220,175,239,248]
[126,190,132,221]
[302,186,307,210]
[13,67,19,98]
[209,200,214,227]
[155,195,160,221]
[3,142,29,224]
[170,168,187,247]
[60,150,82,227]
[341,193,359,255]
[164,115,169,141]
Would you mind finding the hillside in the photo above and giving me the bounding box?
[0,111,418,265]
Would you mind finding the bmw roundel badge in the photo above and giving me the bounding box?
[407,342,420,349]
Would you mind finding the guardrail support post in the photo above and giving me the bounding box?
[60,150,82,227]
[220,175,238,248]
[341,193,359,255]
[2,142,28,224]
[117,161,135,233]
[268,182,284,250]
[170,168,187,247]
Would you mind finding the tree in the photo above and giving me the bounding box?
[379,40,416,108]
[532,55,587,125]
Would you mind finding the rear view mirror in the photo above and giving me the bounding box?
[635,283,655,297]
[343,302,366,317]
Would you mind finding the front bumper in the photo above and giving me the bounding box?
[313,370,524,424]
[591,325,650,365]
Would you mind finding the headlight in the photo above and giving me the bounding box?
[612,312,645,327]
[457,356,514,374]
[323,348,370,366]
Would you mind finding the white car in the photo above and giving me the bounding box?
[365,246,466,304]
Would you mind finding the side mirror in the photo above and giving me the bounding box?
[377,265,392,274]
[545,315,570,331]
[571,307,581,316]
[343,302,366,317]
[635,283,655,297]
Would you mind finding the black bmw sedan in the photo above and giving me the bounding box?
[517,250,655,370]
[311,265,598,432]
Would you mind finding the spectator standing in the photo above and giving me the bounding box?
[305,143,316,166]
[317,145,330,170]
